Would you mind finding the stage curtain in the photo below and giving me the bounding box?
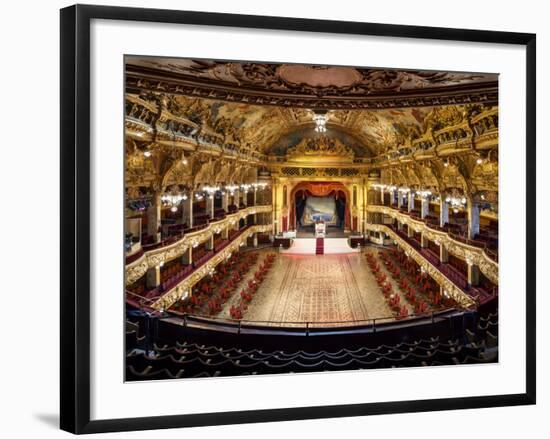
[295,194,307,226]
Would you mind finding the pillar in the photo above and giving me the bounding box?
[468,202,480,239]
[440,199,449,227]
[205,235,214,251]
[146,265,160,289]
[253,233,258,247]
[181,247,192,265]
[397,221,403,231]
[408,192,415,212]
[421,198,429,219]
[222,226,229,240]
[397,192,403,208]
[440,243,449,263]
[380,187,385,205]
[234,189,240,208]
[221,191,229,212]
[182,191,193,228]
[147,193,162,243]
[468,263,480,287]
[407,225,414,238]
[206,194,214,219]
[242,187,248,206]
[420,233,428,248]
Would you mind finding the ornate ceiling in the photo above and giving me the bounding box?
[126,57,498,109]
[125,57,499,202]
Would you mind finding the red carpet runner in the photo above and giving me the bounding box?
[315,238,324,255]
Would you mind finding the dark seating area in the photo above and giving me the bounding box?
[125,310,498,380]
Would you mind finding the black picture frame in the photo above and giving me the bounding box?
[60,4,536,434]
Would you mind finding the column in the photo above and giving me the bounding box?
[440,199,449,227]
[242,187,248,206]
[181,247,192,265]
[205,235,214,251]
[221,191,229,212]
[397,192,403,209]
[253,187,258,206]
[380,187,385,205]
[468,202,480,239]
[467,263,480,287]
[222,225,229,240]
[420,233,428,248]
[234,189,240,208]
[397,221,403,231]
[421,198,429,219]
[408,191,415,212]
[440,243,449,263]
[253,233,258,247]
[146,265,160,289]
[206,193,214,219]
[182,191,193,228]
[407,225,414,238]
[147,193,162,243]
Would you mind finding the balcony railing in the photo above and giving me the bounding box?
[125,205,273,286]
[367,205,498,286]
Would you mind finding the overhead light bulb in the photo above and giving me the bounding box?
[476,157,483,164]
[182,158,188,165]
[143,150,151,157]
[170,206,177,213]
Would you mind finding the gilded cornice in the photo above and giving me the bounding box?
[151,224,273,311]
[125,205,273,285]
[366,205,498,285]
[365,223,476,309]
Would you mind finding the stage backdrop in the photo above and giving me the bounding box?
[301,196,337,225]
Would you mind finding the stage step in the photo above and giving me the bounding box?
[279,238,360,255]
[315,238,324,255]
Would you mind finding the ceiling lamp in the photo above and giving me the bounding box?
[143,150,152,158]
[313,113,328,133]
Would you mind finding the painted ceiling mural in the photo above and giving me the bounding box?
[155,93,488,157]
[125,58,498,202]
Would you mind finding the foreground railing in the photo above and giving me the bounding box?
[127,301,464,333]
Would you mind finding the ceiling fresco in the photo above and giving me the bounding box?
[126,57,498,109]
[125,57,498,200]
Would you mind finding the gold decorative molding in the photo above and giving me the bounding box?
[286,136,354,164]
[365,224,476,309]
[151,224,273,311]
[366,205,498,285]
[125,205,273,285]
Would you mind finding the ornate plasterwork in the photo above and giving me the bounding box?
[126,58,498,110]
[365,224,476,309]
[367,205,498,285]
[125,205,273,285]
[151,224,273,311]
[286,136,354,163]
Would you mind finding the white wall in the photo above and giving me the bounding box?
[0,0,547,437]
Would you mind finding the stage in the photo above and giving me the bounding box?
[295,225,350,238]
[279,237,360,254]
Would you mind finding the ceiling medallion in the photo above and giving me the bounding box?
[276,64,363,89]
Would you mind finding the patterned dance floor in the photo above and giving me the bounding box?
[236,252,392,325]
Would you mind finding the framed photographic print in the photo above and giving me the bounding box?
[60,4,536,434]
